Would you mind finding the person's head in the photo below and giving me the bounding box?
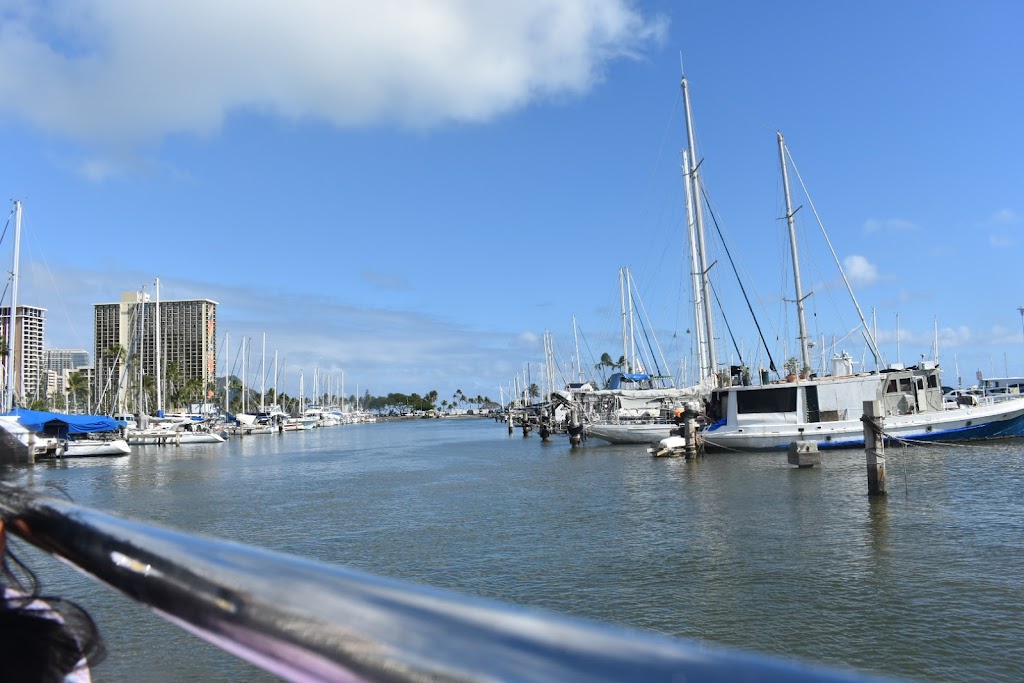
[0,436,106,681]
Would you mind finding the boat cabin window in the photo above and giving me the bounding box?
[736,386,797,414]
[886,380,898,393]
[899,378,912,392]
[927,375,939,389]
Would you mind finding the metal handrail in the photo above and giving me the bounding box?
[0,485,890,682]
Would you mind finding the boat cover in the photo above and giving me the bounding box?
[5,408,123,435]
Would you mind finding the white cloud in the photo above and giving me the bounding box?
[361,270,411,291]
[842,254,879,286]
[21,262,532,399]
[0,0,667,144]
[985,208,1019,225]
[973,209,1020,247]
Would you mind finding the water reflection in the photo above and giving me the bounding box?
[10,420,1024,682]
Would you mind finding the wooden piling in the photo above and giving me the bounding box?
[862,400,887,496]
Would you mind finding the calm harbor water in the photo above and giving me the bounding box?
[8,418,1024,682]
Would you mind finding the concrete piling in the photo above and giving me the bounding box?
[787,440,821,468]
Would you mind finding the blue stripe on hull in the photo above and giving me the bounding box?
[703,411,1024,452]
[892,411,1024,444]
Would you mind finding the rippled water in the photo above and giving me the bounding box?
[9,418,1024,682]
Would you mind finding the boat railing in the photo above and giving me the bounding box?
[0,485,890,682]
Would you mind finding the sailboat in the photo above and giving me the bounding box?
[563,269,703,445]
[0,201,130,457]
[698,133,1024,451]
[572,75,720,445]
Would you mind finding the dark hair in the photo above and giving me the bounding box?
[1,438,106,681]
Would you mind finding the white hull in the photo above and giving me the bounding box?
[702,396,1024,451]
[128,429,226,445]
[239,426,275,435]
[64,438,131,457]
[586,422,677,445]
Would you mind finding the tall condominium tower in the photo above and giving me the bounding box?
[0,305,46,407]
[94,292,218,413]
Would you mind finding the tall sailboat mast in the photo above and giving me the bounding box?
[138,286,146,415]
[224,331,230,414]
[155,277,162,415]
[572,316,582,382]
[777,131,812,374]
[681,149,707,381]
[627,268,636,371]
[4,200,22,411]
[681,75,718,384]
[619,268,629,373]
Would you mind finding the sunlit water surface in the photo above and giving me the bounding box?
[9,418,1024,682]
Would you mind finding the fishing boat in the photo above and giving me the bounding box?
[697,132,1024,451]
[701,355,1024,451]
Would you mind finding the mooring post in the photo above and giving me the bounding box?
[862,399,887,496]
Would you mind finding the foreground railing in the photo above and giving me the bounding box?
[0,485,890,682]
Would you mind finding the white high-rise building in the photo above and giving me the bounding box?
[0,305,46,406]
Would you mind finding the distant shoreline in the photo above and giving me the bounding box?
[376,413,490,422]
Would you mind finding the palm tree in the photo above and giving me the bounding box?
[165,361,183,410]
[67,371,89,414]
[142,374,156,414]
[181,378,204,406]
[595,352,626,372]
[98,343,125,413]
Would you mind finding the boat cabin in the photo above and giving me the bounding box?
[707,363,944,429]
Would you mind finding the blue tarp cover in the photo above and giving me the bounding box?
[608,372,652,389]
[6,408,123,434]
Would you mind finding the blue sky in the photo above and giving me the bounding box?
[1,1,1022,402]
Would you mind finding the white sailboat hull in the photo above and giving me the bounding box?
[128,429,226,445]
[585,422,677,445]
[64,438,132,457]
